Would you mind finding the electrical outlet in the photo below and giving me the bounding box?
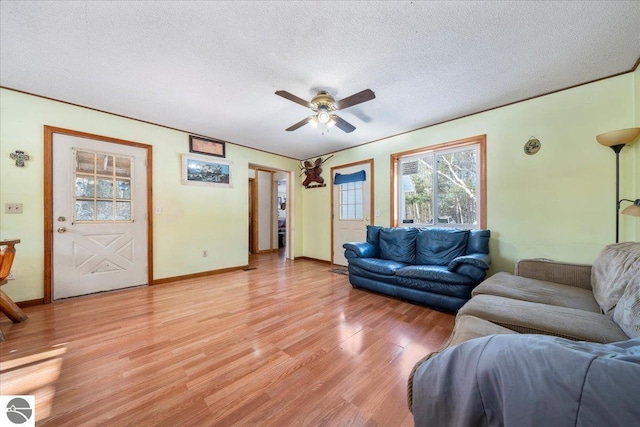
[4,203,23,214]
[202,249,208,257]
[7,270,16,280]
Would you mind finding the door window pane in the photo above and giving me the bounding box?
[96,154,113,175]
[116,180,131,199]
[96,179,114,199]
[116,201,132,220]
[115,157,131,177]
[75,201,95,221]
[75,176,95,198]
[76,151,95,173]
[73,149,134,222]
[96,201,114,220]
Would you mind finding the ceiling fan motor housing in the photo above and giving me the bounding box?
[310,91,336,112]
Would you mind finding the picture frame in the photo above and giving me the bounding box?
[189,135,226,158]
[182,153,232,188]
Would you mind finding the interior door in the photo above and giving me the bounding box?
[332,162,372,266]
[52,133,148,299]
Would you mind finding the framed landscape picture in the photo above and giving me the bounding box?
[182,154,232,188]
[189,135,226,158]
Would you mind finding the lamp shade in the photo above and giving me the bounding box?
[621,199,640,217]
[596,127,640,147]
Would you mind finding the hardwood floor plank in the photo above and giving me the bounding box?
[0,252,454,425]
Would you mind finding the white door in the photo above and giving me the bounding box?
[52,133,148,299]
[332,162,372,266]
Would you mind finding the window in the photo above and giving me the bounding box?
[340,181,364,220]
[74,149,134,222]
[392,135,486,228]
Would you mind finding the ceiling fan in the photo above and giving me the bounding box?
[275,88,375,133]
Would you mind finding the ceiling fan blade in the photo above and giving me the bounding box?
[331,115,356,133]
[286,116,314,131]
[275,90,312,108]
[335,89,376,110]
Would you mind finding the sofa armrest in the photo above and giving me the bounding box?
[448,253,491,271]
[343,242,377,259]
[515,258,592,290]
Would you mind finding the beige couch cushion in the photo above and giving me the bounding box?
[472,272,600,312]
[458,294,629,343]
[592,242,640,315]
[613,271,640,338]
[448,314,518,347]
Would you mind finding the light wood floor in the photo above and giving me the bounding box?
[0,252,455,426]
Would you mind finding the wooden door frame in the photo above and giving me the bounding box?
[248,177,258,254]
[330,159,374,265]
[249,165,293,259]
[43,125,154,304]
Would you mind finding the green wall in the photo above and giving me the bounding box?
[0,88,301,302]
[1,69,638,303]
[303,72,639,273]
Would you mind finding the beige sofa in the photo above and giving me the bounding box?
[408,242,640,412]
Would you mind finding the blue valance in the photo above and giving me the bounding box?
[334,170,366,185]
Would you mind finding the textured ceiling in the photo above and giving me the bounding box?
[1,1,639,160]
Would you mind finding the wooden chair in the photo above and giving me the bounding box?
[0,239,28,341]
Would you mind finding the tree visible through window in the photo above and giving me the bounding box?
[393,136,485,228]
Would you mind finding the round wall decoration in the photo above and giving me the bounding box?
[524,137,541,155]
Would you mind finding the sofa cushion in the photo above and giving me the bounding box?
[472,272,600,313]
[395,276,474,299]
[396,265,474,286]
[415,228,469,266]
[379,227,418,264]
[348,257,407,276]
[348,264,401,284]
[458,294,629,343]
[366,225,383,247]
[592,242,640,314]
[466,229,490,254]
[613,270,640,338]
[448,314,519,347]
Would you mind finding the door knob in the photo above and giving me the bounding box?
[57,227,66,233]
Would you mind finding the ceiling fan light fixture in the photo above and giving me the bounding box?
[317,109,331,124]
[276,88,374,133]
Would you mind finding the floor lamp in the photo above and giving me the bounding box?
[596,127,640,242]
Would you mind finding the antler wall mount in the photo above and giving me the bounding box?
[299,155,333,188]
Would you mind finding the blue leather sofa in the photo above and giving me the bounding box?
[343,226,491,312]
